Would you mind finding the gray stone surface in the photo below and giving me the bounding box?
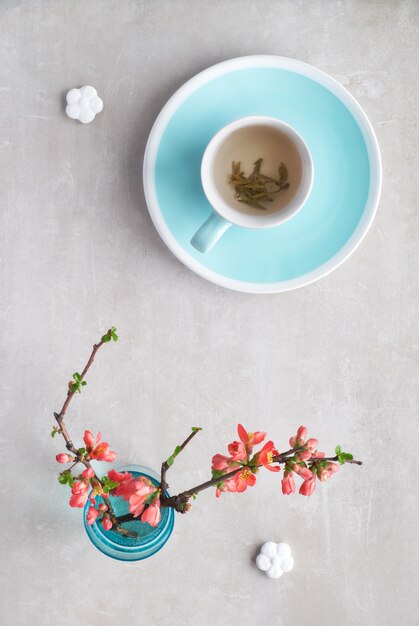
[0,1,418,625]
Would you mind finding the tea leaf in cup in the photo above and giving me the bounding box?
[229,159,289,210]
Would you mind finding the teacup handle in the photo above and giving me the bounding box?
[190,211,232,254]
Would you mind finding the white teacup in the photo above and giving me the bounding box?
[190,116,314,254]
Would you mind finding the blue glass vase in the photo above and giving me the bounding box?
[83,465,175,561]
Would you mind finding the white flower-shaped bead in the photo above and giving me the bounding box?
[256,542,294,579]
[65,86,103,124]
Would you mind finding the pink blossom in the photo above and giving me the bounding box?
[256,441,280,472]
[141,500,161,527]
[292,464,312,481]
[56,453,73,464]
[237,424,266,452]
[83,430,116,462]
[215,475,238,497]
[281,472,295,495]
[83,430,96,450]
[318,462,339,482]
[295,449,312,462]
[101,514,112,531]
[90,442,116,462]
[312,450,325,459]
[289,426,307,448]
[234,468,256,493]
[327,461,339,473]
[224,476,238,493]
[107,469,137,500]
[299,475,316,496]
[211,454,232,471]
[129,493,147,518]
[69,481,89,508]
[227,441,247,462]
[305,438,318,452]
[98,503,108,512]
[129,478,157,518]
[86,506,100,525]
[82,467,94,479]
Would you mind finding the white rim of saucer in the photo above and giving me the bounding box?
[143,55,382,294]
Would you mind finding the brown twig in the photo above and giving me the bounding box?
[56,340,104,426]
[159,428,202,494]
[53,332,137,538]
[312,456,363,466]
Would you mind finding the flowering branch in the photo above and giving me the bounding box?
[51,331,362,537]
[52,328,136,538]
[158,447,302,512]
[158,428,362,512]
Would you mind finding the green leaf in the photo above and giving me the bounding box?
[167,456,175,467]
[173,445,182,457]
[81,381,87,386]
[73,372,81,381]
[77,447,86,455]
[335,445,342,455]
[337,450,353,464]
[191,427,202,433]
[101,476,119,491]
[101,327,118,343]
[51,429,57,438]
[68,475,74,488]
[58,474,68,485]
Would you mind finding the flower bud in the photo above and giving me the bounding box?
[82,467,95,479]
[299,476,316,496]
[56,453,73,464]
[101,514,112,531]
[86,506,100,526]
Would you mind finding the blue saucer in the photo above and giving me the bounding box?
[143,56,381,293]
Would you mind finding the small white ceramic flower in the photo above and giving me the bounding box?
[256,542,294,579]
[65,86,103,124]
